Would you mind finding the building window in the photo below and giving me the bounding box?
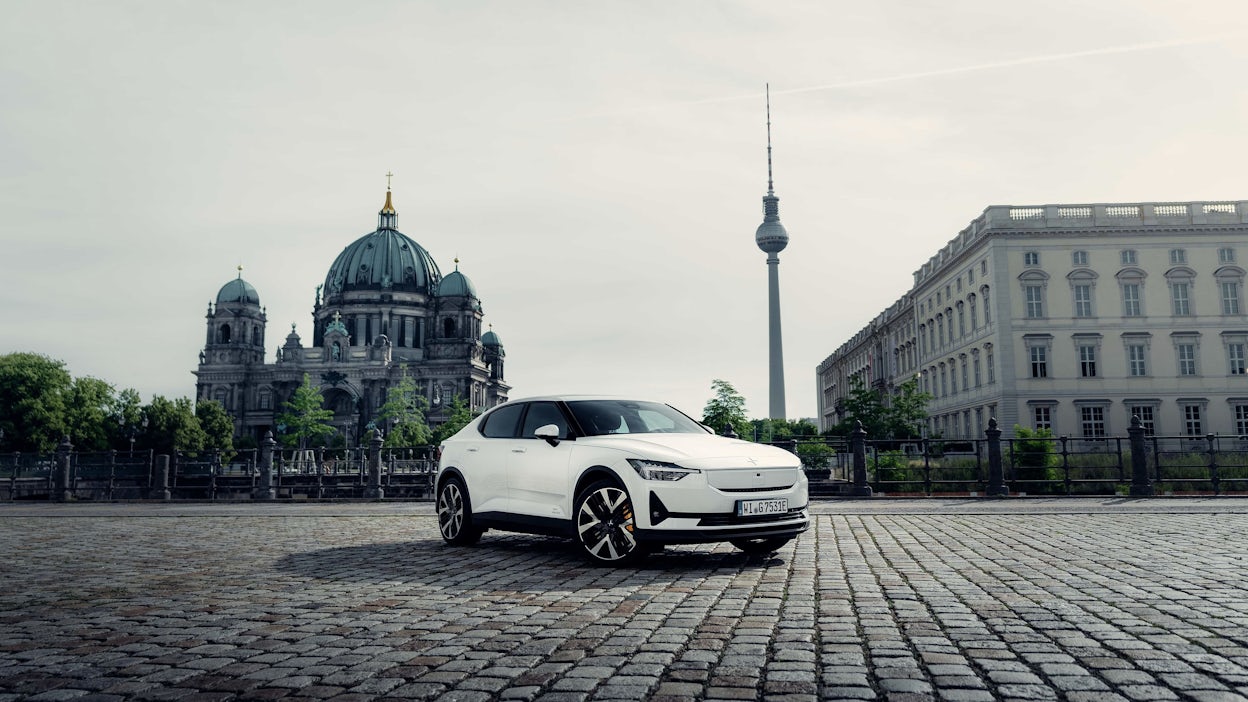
[1171,282,1191,316]
[1072,250,1088,267]
[1030,346,1048,378]
[1033,406,1052,431]
[968,268,975,284]
[1073,284,1093,317]
[986,347,995,383]
[949,361,957,395]
[1177,343,1198,376]
[1079,345,1097,378]
[259,391,272,410]
[1080,406,1106,438]
[1222,281,1241,315]
[961,357,969,389]
[982,287,992,324]
[957,278,963,293]
[1127,344,1148,376]
[1025,285,1045,318]
[946,308,955,344]
[1024,251,1040,267]
[1121,249,1137,265]
[1219,247,1236,264]
[969,296,978,329]
[982,260,988,275]
[957,303,966,337]
[939,366,948,397]
[1182,404,1203,436]
[1235,404,1248,435]
[973,354,982,387]
[1229,342,1247,376]
[1129,405,1156,435]
[1170,248,1187,265]
[1122,283,1142,317]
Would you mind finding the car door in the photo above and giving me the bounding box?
[506,401,575,520]
[466,402,526,516]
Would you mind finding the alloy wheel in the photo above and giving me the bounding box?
[576,484,640,562]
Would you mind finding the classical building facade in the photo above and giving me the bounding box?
[195,189,509,443]
[817,201,1248,439]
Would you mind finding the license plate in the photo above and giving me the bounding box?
[736,498,788,516]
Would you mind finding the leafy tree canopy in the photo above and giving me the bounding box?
[0,352,72,451]
[379,370,432,447]
[432,395,476,445]
[828,376,932,440]
[145,395,207,455]
[276,373,336,448]
[702,379,752,439]
[196,399,235,454]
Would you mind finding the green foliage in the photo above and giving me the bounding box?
[145,396,207,455]
[379,371,432,447]
[196,400,235,455]
[64,376,117,451]
[752,417,819,442]
[0,352,72,451]
[829,376,932,440]
[276,374,336,448]
[432,395,475,444]
[702,379,751,439]
[1012,425,1057,481]
[795,442,835,470]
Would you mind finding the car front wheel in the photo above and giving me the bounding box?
[437,476,483,546]
[574,480,646,566]
[729,536,792,554]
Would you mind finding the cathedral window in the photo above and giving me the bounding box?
[444,317,457,338]
[219,324,231,343]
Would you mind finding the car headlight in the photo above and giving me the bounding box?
[627,458,700,481]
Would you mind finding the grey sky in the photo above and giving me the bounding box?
[4,1,1248,421]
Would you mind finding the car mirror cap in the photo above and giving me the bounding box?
[534,423,561,446]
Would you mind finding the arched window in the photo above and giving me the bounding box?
[443,317,457,338]
[219,324,231,343]
[980,286,992,324]
[968,294,978,330]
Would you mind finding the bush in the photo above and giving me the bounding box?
[1012,426,1058,482]
[796,442,835,470]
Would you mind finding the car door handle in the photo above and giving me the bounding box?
[511,448,527,453]
[466,447,479,453]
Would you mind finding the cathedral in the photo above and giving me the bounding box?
[194,187,509,445]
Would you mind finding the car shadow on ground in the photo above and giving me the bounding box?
[274,535,787,591]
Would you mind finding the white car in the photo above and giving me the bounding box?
[434,396,810,565]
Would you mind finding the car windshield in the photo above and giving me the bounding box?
[566,400,708,436]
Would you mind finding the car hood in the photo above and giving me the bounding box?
[576,433,799,468]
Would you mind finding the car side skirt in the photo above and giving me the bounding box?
[473,511,573,539]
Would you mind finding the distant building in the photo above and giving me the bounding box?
[817,201,1248,439]
[195,189,509,443]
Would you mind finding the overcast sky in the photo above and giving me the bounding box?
[4,1,1248,421]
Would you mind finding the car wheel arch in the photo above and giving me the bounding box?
[437,467,468,494]
[574,466,621,498]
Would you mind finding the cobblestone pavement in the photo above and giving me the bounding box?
[2,499,1247,701]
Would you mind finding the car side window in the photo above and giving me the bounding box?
[480,403,525,438]
[521,402,569,439]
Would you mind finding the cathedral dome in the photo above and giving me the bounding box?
[481,328,503,351]
[217,275,260,305]
[323,192,441,296]
[438,266,477,298]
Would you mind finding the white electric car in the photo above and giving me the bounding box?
[434,396,809,565]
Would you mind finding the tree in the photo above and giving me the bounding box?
[378,371,432,447]
[109,388,145,449]
[829,377,888,438]
[64,376,117,451]
[276,373,335,448]
[751,417,819,442]
[144,396,207,455]
[432,395,475,444]
[702,379,751,439]
[0,352,72,451]
[883,377,932,440]
[196,399,235,455]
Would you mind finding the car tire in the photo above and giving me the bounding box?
[574,479,647,566]
[437,476,483,546]
[729,536,791,554]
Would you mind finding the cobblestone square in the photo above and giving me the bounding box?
[1,499,1246,701]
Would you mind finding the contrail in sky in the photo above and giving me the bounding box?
[580,34,1229,118]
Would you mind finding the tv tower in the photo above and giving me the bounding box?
[755,84,789,420]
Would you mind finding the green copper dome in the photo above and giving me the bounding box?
[217,276,260,305]
[323,193,442,297]
[438,268,478,298]
[482,329,503,350]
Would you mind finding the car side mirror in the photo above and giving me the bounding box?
[534,424,561,446]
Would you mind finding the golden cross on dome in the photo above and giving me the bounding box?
[386,171,394,191]
[333,311,342,323]
[237,264,243,278]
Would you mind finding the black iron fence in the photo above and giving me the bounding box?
[780,418,1248,496]
[1,433,436,502]
[6,420,1247,501]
